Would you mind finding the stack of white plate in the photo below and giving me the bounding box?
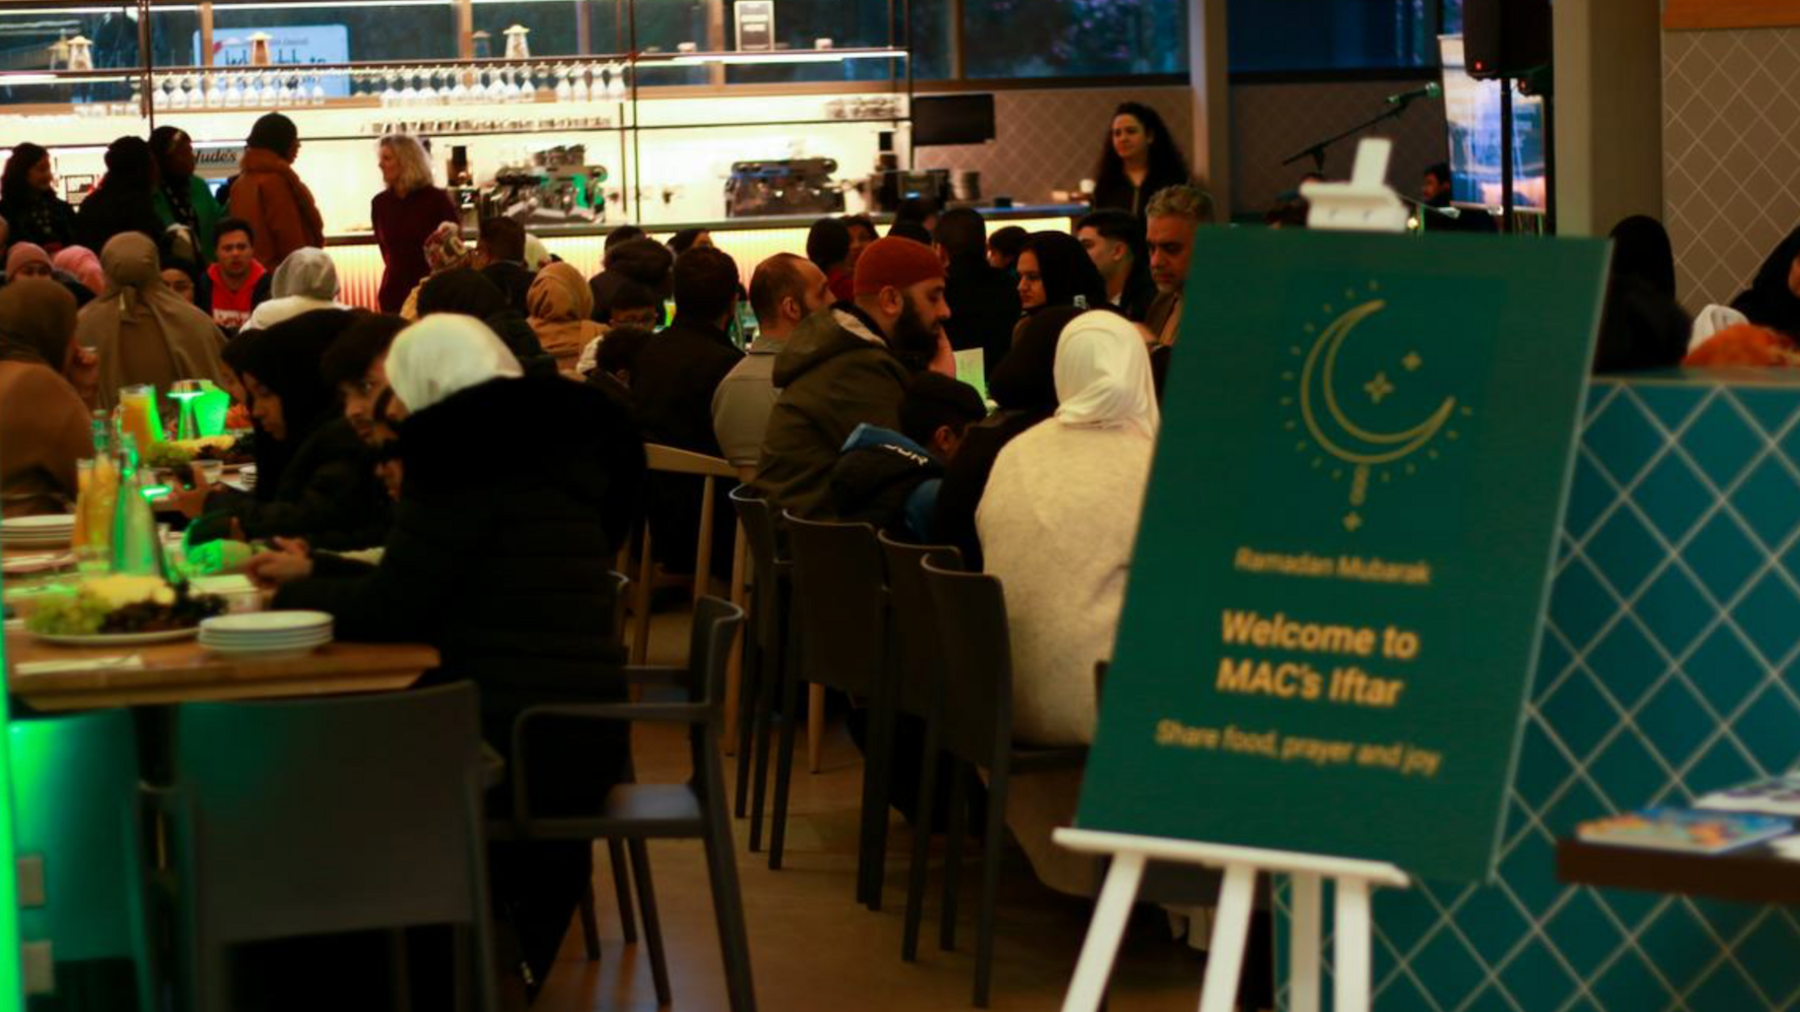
[1,515,76,550]
[199,611,333,660]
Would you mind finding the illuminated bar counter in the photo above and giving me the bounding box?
[1291,371,1800,1011]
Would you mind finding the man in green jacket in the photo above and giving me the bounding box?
[756,236,955,517]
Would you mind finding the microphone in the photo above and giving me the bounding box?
[1385,82,1443,106]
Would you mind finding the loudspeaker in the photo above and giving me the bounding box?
[1463,0,1551,80]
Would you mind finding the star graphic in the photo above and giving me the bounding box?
[1364,372,1395,404]
[1402,351,1423,372]
[1344,512,1364,532]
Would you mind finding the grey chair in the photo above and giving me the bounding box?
[776,511,895,907]
[494,596,756,1012]
[878,534,968,963]
[163,681,498,1011]
[921,557,1089,1008]
[728,484,790,853]
[12,709,156,1011]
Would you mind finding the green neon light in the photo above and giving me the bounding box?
[0,541,27,1005]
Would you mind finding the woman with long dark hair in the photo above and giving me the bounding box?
[0,143,77,253]
[1090,102,1192,219]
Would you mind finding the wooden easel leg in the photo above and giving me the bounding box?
[1196,864,1256,1012]
[1059,851,1147,1012]
[1289,873,1323,1012]
[1333,876,1373,1012]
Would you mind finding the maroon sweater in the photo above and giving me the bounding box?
[371,186,459,313]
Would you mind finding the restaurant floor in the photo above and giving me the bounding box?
[531,613,1239,1012]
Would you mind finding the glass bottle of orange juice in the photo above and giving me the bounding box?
[74,412,118,572]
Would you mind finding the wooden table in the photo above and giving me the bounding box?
[1556,837,1800,907]
[5,633,441,712]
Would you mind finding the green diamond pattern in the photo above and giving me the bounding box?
[1275,380,1800,1012]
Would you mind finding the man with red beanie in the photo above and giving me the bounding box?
[756,235,955,516]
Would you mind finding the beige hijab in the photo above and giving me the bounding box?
[527,261,605,363]
[75,232,228,409]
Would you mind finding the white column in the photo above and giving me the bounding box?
[1552,0,1663,235]
[1188,0,1231,221]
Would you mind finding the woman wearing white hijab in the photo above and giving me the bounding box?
[251,310,645,994]
[973,308,1159,897]
[241,247,345,333]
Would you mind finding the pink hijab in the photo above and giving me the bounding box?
[52,246,105,296]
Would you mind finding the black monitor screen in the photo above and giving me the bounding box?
[913,94,997,147]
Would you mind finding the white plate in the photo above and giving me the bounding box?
[200,611,332,634]
[202,643,329,660]
[31,627,200,647]
[1,515,75,532]
[200,633,333,647]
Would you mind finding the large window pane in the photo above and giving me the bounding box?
[722,0,902,86]
[0,3,140,106]
[907,0,949,81]
[210,0,460,65]
[1229,0,1440,73]
[471,0,582,59]
[963,0,1185,79]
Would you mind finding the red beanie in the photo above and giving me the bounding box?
[854,236,945,296]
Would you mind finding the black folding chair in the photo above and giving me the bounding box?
[777,512,895,907]
[494,597,756,1012]
[921,557,1089,1008]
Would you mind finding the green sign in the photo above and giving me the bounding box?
[1077,228,1607,882]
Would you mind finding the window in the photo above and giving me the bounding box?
[1229,0,1447,74]
[962,0,1186,78]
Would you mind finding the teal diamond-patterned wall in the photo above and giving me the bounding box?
[1277,375,1800,1012]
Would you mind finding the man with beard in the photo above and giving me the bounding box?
[756,236,955,518]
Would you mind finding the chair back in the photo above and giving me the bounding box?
[11,709,154,1005]
[921,556,1014,768]
[878,534,963,720]
[730,484,787,647]
[169,682,490,946]
[784,511,887,697]
[686,596,748,725]
[604,569,630,648]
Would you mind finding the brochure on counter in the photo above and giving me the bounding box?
[1577,808,1792,855]
[1696,773,1800,816]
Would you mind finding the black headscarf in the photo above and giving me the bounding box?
[230,310,356,496]
[989,304,1083,413]
[1732,227,1800,338]
[1023,231,1108,311]
[418,267,554,375]
[1610,216,1676,299]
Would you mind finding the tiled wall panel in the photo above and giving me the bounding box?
[1664,29,1800,314]
[1279,375,1800,1012]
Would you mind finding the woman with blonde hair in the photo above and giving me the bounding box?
[371,133,459,314]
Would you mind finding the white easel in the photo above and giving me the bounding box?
[1057,138,1414,1012]
[1053,828,1409,1012]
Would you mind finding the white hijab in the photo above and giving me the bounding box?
[387,313,523,413]
[242,247,344,333]
[1053,310,1160,441]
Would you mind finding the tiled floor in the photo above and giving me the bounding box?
[532,616,1226,1012]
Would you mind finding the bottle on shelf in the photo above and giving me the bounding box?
[109,433,164,579]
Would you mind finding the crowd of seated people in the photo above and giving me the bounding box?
[5,98,1772,1006]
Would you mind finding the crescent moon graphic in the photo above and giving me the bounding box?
[1299,299,1457,467]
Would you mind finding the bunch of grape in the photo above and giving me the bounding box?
[25,593,113,636]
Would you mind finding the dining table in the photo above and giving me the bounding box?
[2,545,439,713]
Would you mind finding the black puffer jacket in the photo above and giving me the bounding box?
[274,375,647,726]
[201,417,391,550]
[828,424,942,542]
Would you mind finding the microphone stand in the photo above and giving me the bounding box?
[1280,93,1436,175]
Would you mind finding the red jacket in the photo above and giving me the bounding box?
[229,148,326,269]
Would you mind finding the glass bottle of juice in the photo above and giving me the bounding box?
[110,434,162,578]
[76,413,118,572]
